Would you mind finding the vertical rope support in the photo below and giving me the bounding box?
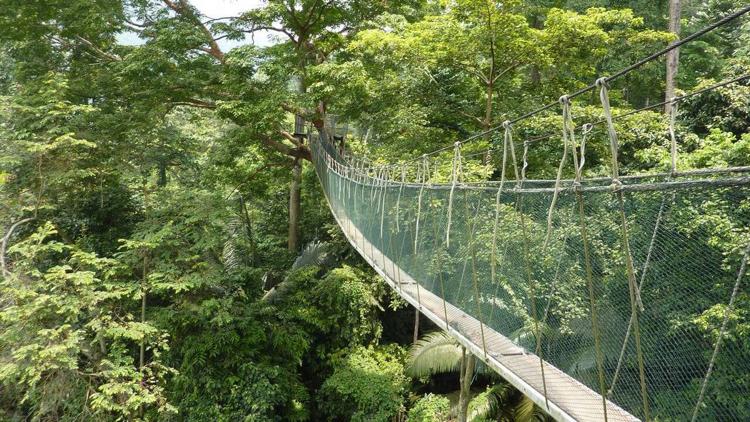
[514,138,550,410]
[543,96,572,249]
[562,96,609,420]
[407,158,426,309]
[380,168,388,240]
[669,97,679,175]
[598,77,650,421]
[610,108,679,396]
[396,165,405,232]
[691,241,750,422]
[431,193,450,330]
[415,155,429,254]
[463,187,488,358]
[446,142,462,248]
[490,122,512,309]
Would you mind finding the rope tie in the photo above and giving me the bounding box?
[575,123,592,185]
[503,120,521,185]
[669,97,679,175]
[543,95,573,248]
[415,155,429,254]
[596,77,623,190]
[446,141,462,248]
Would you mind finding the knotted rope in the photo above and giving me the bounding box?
[598,77,650,421]
[491,121,513,289]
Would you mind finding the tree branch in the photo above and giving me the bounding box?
[163,0,225,63]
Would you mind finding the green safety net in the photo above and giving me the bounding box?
[310,125,750,421]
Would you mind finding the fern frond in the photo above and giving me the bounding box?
[407,331,462,378]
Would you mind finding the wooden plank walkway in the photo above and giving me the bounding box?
[329,206,640,422]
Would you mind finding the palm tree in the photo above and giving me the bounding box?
[407,331,475,422]
[407,331,551,422]
[261,240,331,302]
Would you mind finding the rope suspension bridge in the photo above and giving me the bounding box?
[310,6,750,421]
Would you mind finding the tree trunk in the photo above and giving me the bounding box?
[665,0,681,114]
[288,158,302,251]
[458,347,475,422]
[239,194,257,263]
[483,79,494,143]
[139,252,148,369]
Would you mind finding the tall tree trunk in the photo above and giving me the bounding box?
[483,79,494,143]
[665,0,681,114]
[458,347,475,422]
[239,194,257,263]
[139,252,148,369]
[138,251,149,419]
[288,158,302,251]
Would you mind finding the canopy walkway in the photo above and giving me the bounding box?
[311,120,750,421]
[309,7,750,421]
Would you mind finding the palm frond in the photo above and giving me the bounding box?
[513,395,550,422]
[222,218,244,273]
[407,331,462,378]
[468,382,515,422]
[292,240,329,270]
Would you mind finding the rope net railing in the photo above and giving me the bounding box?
[308,7,750,420]
[310,86,750,420]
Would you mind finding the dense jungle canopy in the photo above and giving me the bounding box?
[0,0,749,421]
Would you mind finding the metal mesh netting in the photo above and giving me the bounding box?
[311,130,750,422]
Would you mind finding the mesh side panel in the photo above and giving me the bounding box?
[312,134,750,422]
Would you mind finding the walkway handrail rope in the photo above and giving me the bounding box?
[332,70,748,184]
[599,77,651,421]
[352,72,749,184]
[479,73,750,162]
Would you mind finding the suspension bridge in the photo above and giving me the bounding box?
[310,6,750,421]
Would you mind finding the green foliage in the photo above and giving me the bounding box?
[407,393,451,422]
[0,222,176,421]
[319,345,408,422]
[407,331,462,378]
[0,0,748,420]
